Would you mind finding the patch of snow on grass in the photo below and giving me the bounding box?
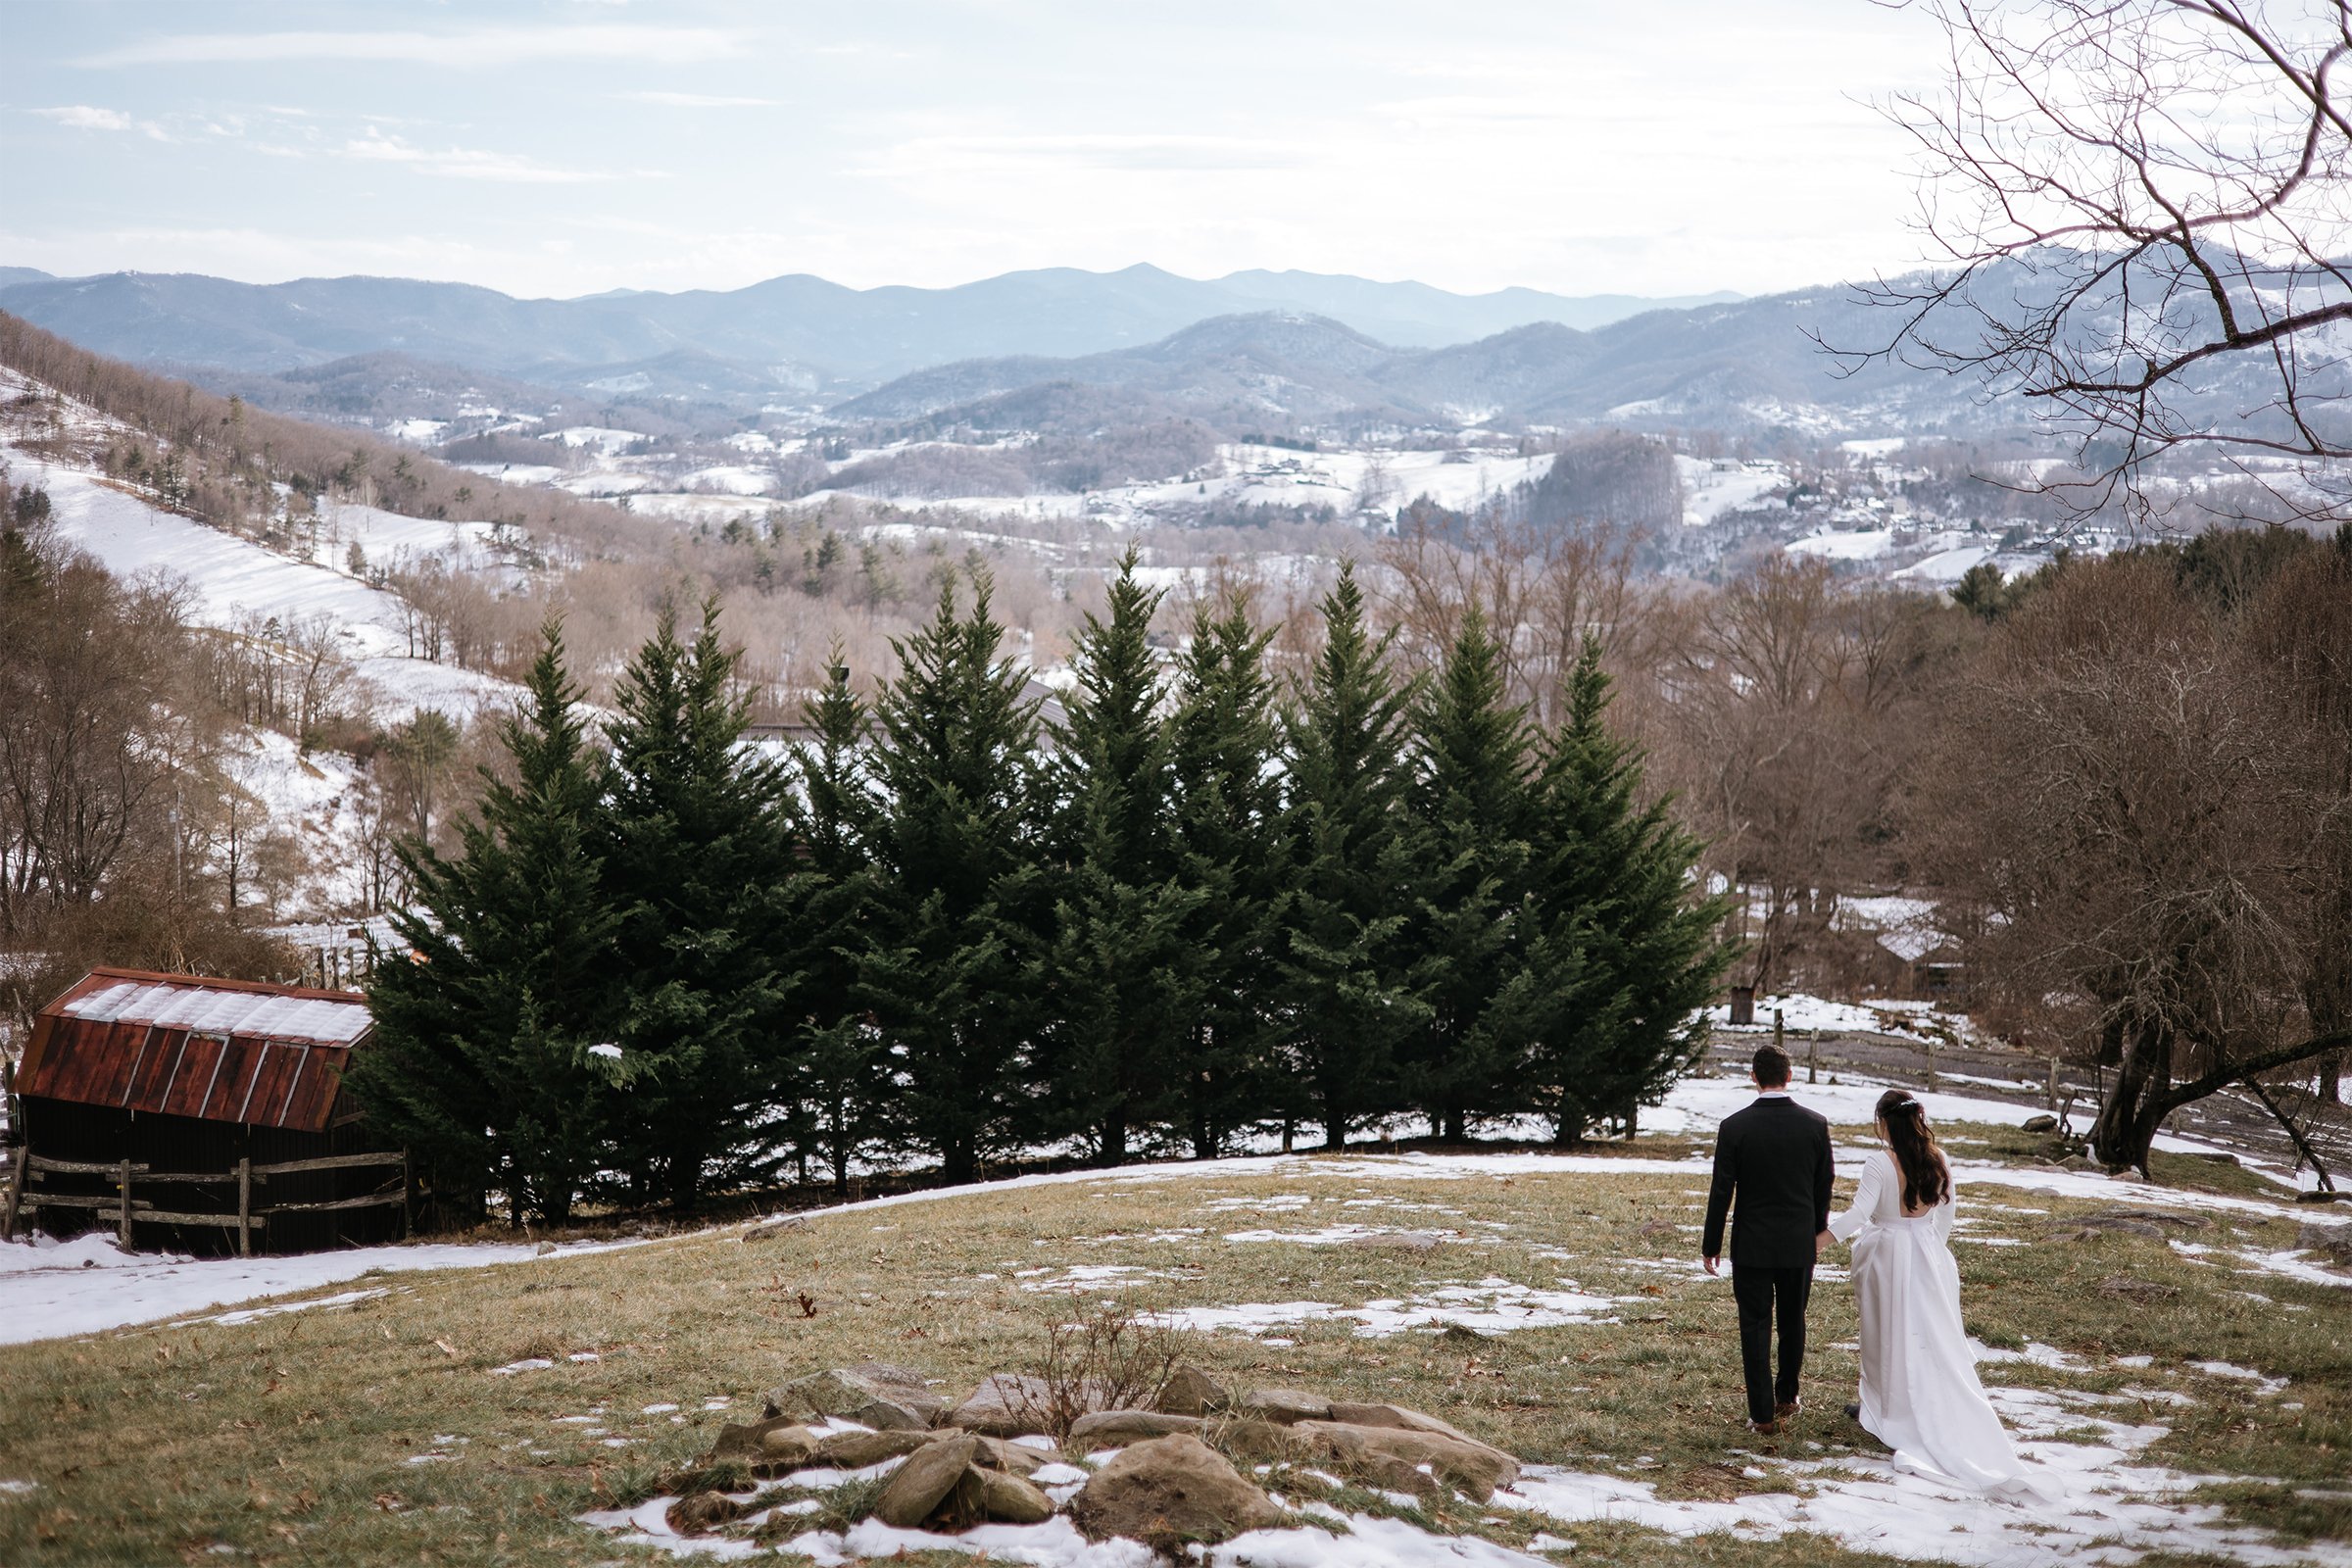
[182,1287,388,1327]
[1152,1277,1622,1339]
[0,1232,651,1346]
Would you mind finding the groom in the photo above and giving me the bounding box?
[1701,1042,1835,1436]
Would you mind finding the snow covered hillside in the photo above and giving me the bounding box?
[4,450,522,725]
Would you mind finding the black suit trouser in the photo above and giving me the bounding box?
[1730,1262,1812,1424]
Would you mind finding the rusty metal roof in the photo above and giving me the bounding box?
[18,968,373,1133]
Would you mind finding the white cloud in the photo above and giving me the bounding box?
[33,106,133,131]
[618,90,778,108]
[80,24,740,70]
[341,129,620,184]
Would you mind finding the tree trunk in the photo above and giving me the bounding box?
[1191,1051,1215,1158]
[943,1136,975,1188]
[1553,1111,1585,1147]
[2090,1018,2172,1175]
[1444,1107,1467,1144]
[1321,1085,1347,1152]
[1101,1104,1129,1168]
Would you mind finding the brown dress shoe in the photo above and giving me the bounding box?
[1776,1397,1801,1418]
[1747,1418,1781,1436]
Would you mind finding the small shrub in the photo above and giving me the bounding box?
[1017,1292,1197,1439]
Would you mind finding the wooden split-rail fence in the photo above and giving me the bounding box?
[0,1148,414,1256]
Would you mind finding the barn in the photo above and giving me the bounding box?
[0,967,413,1256]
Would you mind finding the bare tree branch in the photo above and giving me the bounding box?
[1833,0,2352,526]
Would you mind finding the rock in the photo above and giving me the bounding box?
[762,1367,933,1431]
[871,1434,981,1529]
[1292,1420,1520,1500]
[815,1428,942,1468]
[1343,1231,1446,1252]
[1154,1365,1229,1417]
[1070,1434,1283,1548]
[1070,1410,1207,1446]
[950,1374,1055,1437]
[2096,1276,2179,1301]
[1438,1324,1493,1346]
[2021,1114,2057,1134]
[2295,1224,2352,1267]
[759,1425,820,1465]
[1234,1387,1331,1425]
[1325,1401,1483,1446]
[963,1466,1057,1525]
[848,1361,951,1419]
[1214,1420,1309,1463]
[741,1216,806,1244]
[665,1492,743,1534]
[708,1416,814,1462]
[2083,1207,2211,1232]
[972,1435,1050,1476]
[2059,1222,2161,1242]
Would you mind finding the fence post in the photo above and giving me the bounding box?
[118,1157,132,1250]
[1924,1036,1937,1092]
[402,1150,414,1241]
[237,1157,252,1258]
[1808,1027,1821,1086]
[1,1146,25,1241]
[2046,1056,2059,1111]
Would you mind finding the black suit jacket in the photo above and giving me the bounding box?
[1702,1095,1835,1269]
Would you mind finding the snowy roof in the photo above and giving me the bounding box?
[59,978,369,1044]
[24,969,375,1131]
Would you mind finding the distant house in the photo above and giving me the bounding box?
[1874,928,1966,997]
[0,968,412,1256]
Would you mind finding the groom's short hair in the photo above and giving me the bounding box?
[1752,1044,1792,1087]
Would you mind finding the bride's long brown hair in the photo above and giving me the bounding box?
[1876,1090,1950,1211]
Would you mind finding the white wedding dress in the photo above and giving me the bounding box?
[1829,1150,2047,1494]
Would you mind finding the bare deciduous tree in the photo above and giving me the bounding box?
[1914,550,2352,1171]
[1844,0,2352,521]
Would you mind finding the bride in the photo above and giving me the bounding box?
[1828,1089,2047,1494]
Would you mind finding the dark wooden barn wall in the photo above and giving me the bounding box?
[19,1097,403,1256]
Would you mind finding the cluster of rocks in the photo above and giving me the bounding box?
[672,1359,1524,1552]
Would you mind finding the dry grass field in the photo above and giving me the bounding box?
[0,1118,2343,1567]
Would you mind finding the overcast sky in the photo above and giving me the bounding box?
[0,1,1952,302]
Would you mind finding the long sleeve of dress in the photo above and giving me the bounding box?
[1830,1152,1887,1243]
[1933,1191,1955,1243]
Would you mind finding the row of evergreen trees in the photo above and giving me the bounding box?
[353,556,1733,1222]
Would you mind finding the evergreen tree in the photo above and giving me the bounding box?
[786,650,893,1196]
[859,570,1047,1184]
[1277,563,1429,1150]
[356,622,620,1224]
[1168,595,1288,1156]
[601,597,798,1210]
[1040,549,1206,1164]
[1404,609,1537,1141]
[1512,636,1737,1141]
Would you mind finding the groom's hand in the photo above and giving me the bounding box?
[1702,1255,1719,1276]
[1815,1229,1830,1258]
